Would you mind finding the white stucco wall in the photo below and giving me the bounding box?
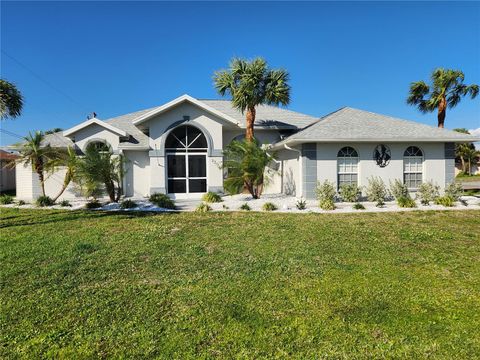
[124,151,150,197]
[70,124,120,152]
[314,142,448,195]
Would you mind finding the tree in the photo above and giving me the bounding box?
[76,145,125,202]
[214,57,290,141]
[45,128,63,135]
[222,139,276,199]
[453,128,475,174]
[463,147,480,176]
[407,68,478,128]
[16,131,61,196]
[0,79,24,120]
[51,146,79,202]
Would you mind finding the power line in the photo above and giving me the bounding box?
[1,50,91,114]
[0,128,24,139]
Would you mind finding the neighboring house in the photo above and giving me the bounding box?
[0,150,18,193]
[15,94,480,201]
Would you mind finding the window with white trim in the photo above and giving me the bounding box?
[403,146,423,189]
[337,146,359,188]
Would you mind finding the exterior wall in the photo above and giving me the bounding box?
[124,151,150,197]
[223,129,281,146]
[15,164,36,200]
[1,160,16,191]
[271,148,301,196]
[70,124,120,152]
[147,102,231,197]
[298,142,450,199]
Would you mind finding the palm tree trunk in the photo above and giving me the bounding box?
[460,157,466,173]
[246,107,256,141]
[437,96,447,128]
[52,175,71,202]
[35,160,46,196]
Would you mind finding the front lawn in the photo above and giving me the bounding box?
[1,209,479,358]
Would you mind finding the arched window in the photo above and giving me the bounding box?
[403,146,423,189]
[85,140,110,152]
[337,146,359,188]
[165,125,208,194]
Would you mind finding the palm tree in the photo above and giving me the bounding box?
[214,57,290,141]
[463,147,480,175]
[16,131,61,196]
[52,147,78,202]
[453,128,475,174]
[407,69,478,128]
[0,79,24,120]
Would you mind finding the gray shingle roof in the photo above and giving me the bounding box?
[275,107,480,146]
[200,100,319,129]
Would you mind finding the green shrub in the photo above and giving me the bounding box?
[353,202,365,210]
[120,199,137,209]
[445,182,463,201]
[196,202,212,213]
[202,191,222,203]
[36,196,54,207]
[149,193,175,209]
[60,200,72,207]
[222,204,229,210]
[319,199,335,210]
[416,181,440,205]
[397,196,416,208]
[316,180,336,209]
[17,200,27,206]
[296,198,307,210]
[366,177,388,207]
[339,184,361,202]
[85,199,102,209]
[435,196,455,207]
[0,194,14,205]
[239,203,251,211]
[262,202,277,211]
[389,179,409,200]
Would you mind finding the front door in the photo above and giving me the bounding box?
[167,153,207,196]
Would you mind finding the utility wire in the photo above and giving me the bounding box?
[0,128,24,139]
[1,50,91,114]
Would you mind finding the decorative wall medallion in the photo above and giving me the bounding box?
[373,144,391,168]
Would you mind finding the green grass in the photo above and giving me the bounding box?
[456,173,480,182]
[1,209,480,358]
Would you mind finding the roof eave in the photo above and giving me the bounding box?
[63,118,127,137]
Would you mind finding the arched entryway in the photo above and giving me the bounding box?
[165,125,208,195]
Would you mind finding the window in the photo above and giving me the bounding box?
[85,141,110,152]
[403,146,423,189]
[337,146,359,188]
[165,125,208,194]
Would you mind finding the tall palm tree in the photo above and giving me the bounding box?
[407,68,478,128]
[453,128,475,173]
[214,57,290,141]
[16,131,60,197]
[463,147,480,176]
[0,79,24,120]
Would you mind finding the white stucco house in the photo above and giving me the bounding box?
[15,94,479,201]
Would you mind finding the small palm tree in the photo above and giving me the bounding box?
[454,128,475,174]
[16,131,61,196]
[407,68,478,128]
[214,57,290,141]
[52,146,78,202]
[223,139,275,199]
[0,79,24,120]
[463,147,480,176]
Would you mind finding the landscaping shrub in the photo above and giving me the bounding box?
[397,196,417,208]
[389,179,409,200]
[120,199,137,209]
[445,182,463,201]
[296,198,307,210]
[339,184,361,202]
[319,199,335,210]
[262,202,277,211]
[85,199,102,209]
[353,202,365,210]
[435,196,455,207]
[17,200,27,206]
[416,181,440,205]
[239,203,251,211]
[0,194,14,205]
[196,202,212,213]
[149,193,175,209]
[36,195,54,207]
[316,180,336,200]
[366,176,388,207]
[59,200,72,207]
[202,191,222,203]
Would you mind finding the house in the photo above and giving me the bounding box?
[1,150,18,193]
[15,94,479,201]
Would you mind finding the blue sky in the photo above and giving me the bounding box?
[1,1,479,145]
